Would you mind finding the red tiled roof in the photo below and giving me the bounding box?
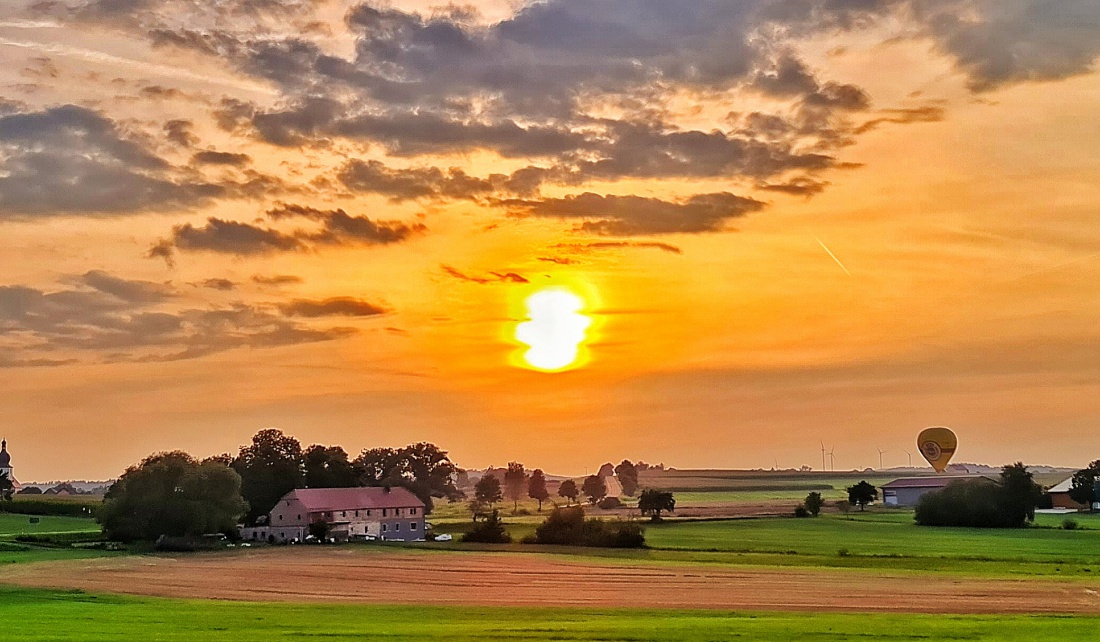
[286,487,425,511]
[881,475,997,489]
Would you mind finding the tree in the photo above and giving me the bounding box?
[638,489,675,522]
[528,469,550,511]
[1069,460,1100,508]
[0,472,12,501]
[614,460,639,496]
[558,479,579,505]
[232,429,304,525]
[304,445,358,489]
[847,480,878,511]
[503,462,528,512]
[461,510,511,544]
[474,474,503,510]
[582,475,607,505]
[999,462,1043,525]
[352,443,463,513]
[99,452,248,542]
[804,492,824,517]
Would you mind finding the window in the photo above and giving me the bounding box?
[395,523,401,531]
[410,522,417,530]
[297,514,301,520]
[382,524,387,532]
[355,510,359,517]
[278,515,282,521]
[410,508,417,515]
[383,509,387,517]
[341,511,346,518]
[367,510,372,517]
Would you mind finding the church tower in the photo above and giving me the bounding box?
[0,439,14,483]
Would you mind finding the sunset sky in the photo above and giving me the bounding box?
[1,0,1098,481]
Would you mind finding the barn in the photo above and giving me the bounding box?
[1046,477,1088,510]
[241,487,426,544]
[881,475,998,507]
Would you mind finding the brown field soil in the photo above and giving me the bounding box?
[5,547,1100,614]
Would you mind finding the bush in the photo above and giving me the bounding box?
[793,506,810,518]
[915,480,1017,528]
[916,465,1044,529]
[596,497,623,510]
[1062,519,1079,531]
[461,510,511,544]
[15,532,103,547]
[154,535,226,552]
[532,506,645,548]
[2,499,99,518]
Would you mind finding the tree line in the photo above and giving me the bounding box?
[99,429,464,542]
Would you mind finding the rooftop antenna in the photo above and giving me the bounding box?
[827,447,836,471]
[903,449,913,467]
[877,448,889,470]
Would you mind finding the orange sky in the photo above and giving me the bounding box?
[0,0,1098,480]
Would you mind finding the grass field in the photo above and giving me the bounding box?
[0,586,1097,641]
[646,512,1100,562]
[0,513,100,538]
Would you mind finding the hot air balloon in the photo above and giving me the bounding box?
[917,427,957,473]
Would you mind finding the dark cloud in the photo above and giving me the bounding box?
[0,271,365,366]
[0,105,223,217]
[199,278,236,291]
[251,274,303,286]
[150,204,425,263]
[191,150,252,167]
[503,192,766,235]
[279,297,387,318]
[554,242,684,255]
[441,266,530,285]
[854,105,947,134]
[163,119,197,147]
[757,177,830,196]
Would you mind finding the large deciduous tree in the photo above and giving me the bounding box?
[232,429,304,525]
[352,443,463,513]
[638,489,675,522]
[999,462,1044,524]
[582,475,607,505]
[503,462,527,512]
[846,480,878,511]
[557,479,579,505]
[1069,460,1100,508]
[614,460,639,497]
[528,469,550,511]
[303,445,358,489]
[474,474,503,512]
[99,452,248,542]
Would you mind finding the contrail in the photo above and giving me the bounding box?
[816,237,852,277]
[0,37,277,95]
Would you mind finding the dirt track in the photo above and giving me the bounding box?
[6,547,1100,614]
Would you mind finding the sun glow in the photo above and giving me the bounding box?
[514,288,592,372]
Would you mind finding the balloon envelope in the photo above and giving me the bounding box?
[917,427,957,473]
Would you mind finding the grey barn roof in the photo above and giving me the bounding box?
[881,475,997,490]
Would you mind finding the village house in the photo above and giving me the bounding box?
[241,486,426,544]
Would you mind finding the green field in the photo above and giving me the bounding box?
[0,513,100,538]
[0,586,1096,641]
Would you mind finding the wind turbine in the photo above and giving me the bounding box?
[903,449,913,467]
[820,442,826,472]
[877,448,889,470]
[827,447,836,471]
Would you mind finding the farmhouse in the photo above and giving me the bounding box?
[241,487,426,543]
[1046,477,1088,510]
[881,475,997,507]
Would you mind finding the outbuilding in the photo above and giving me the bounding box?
[1046,477,1088,511]
[240,486,426,543]
[881,475,997,508]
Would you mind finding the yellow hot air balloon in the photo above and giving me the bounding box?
[917,427,957,473]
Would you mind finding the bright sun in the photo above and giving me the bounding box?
[515,288,592,372]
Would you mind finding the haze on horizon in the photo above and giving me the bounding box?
[1,0,1098,481]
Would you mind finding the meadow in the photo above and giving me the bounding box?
[1,586,1097,641]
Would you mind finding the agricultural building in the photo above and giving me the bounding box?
[1046,477,1089,510]
[881,475,997,507]
[240,487,425,543]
